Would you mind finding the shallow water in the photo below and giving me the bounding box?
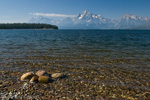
[0,29,150,99]
[0,29,150,70]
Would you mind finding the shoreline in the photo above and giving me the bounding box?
[0,29,150,99]
[0,60,150,99]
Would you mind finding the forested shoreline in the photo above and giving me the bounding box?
[0,23,58,29]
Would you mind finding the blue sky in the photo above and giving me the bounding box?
[0,0,150,23]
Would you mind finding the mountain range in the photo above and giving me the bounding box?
[28,10,150,29]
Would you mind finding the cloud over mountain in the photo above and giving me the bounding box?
[29,13,75,17]
[28,10,150,29]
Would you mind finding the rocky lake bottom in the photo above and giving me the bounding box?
[0,55,150,99]
[0,30,150,99]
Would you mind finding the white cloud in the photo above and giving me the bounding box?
[29,13,75,17]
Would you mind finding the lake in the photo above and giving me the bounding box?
[0,29,150,70]
[0,29,150,99]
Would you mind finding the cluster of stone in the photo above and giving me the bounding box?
[20,70,64,83]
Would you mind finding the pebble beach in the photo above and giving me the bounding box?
[0,56,150,99]
[0,30,150,99]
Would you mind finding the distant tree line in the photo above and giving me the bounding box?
[0,23,58,29]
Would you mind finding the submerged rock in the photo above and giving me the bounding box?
[35,70,49,76]
[30,75,39,83]
[38,76,50,83]
[20,72,34,81]
[22,83,29,90]
[51,73,64,79]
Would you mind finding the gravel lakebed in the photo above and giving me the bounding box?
[0,57,150,100]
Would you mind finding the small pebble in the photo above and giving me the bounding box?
[51,73,64,79]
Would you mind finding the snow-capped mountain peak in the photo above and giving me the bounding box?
[117,14,149,28]
[82,10,88,15]
[28,10,150,29]
[76,10,105,23]
[121,14,148,21]
[121,14,137,21]
[77,10,92,20]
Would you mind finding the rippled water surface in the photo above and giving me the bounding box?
[0,29,150,70]
[0,30,150,99]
